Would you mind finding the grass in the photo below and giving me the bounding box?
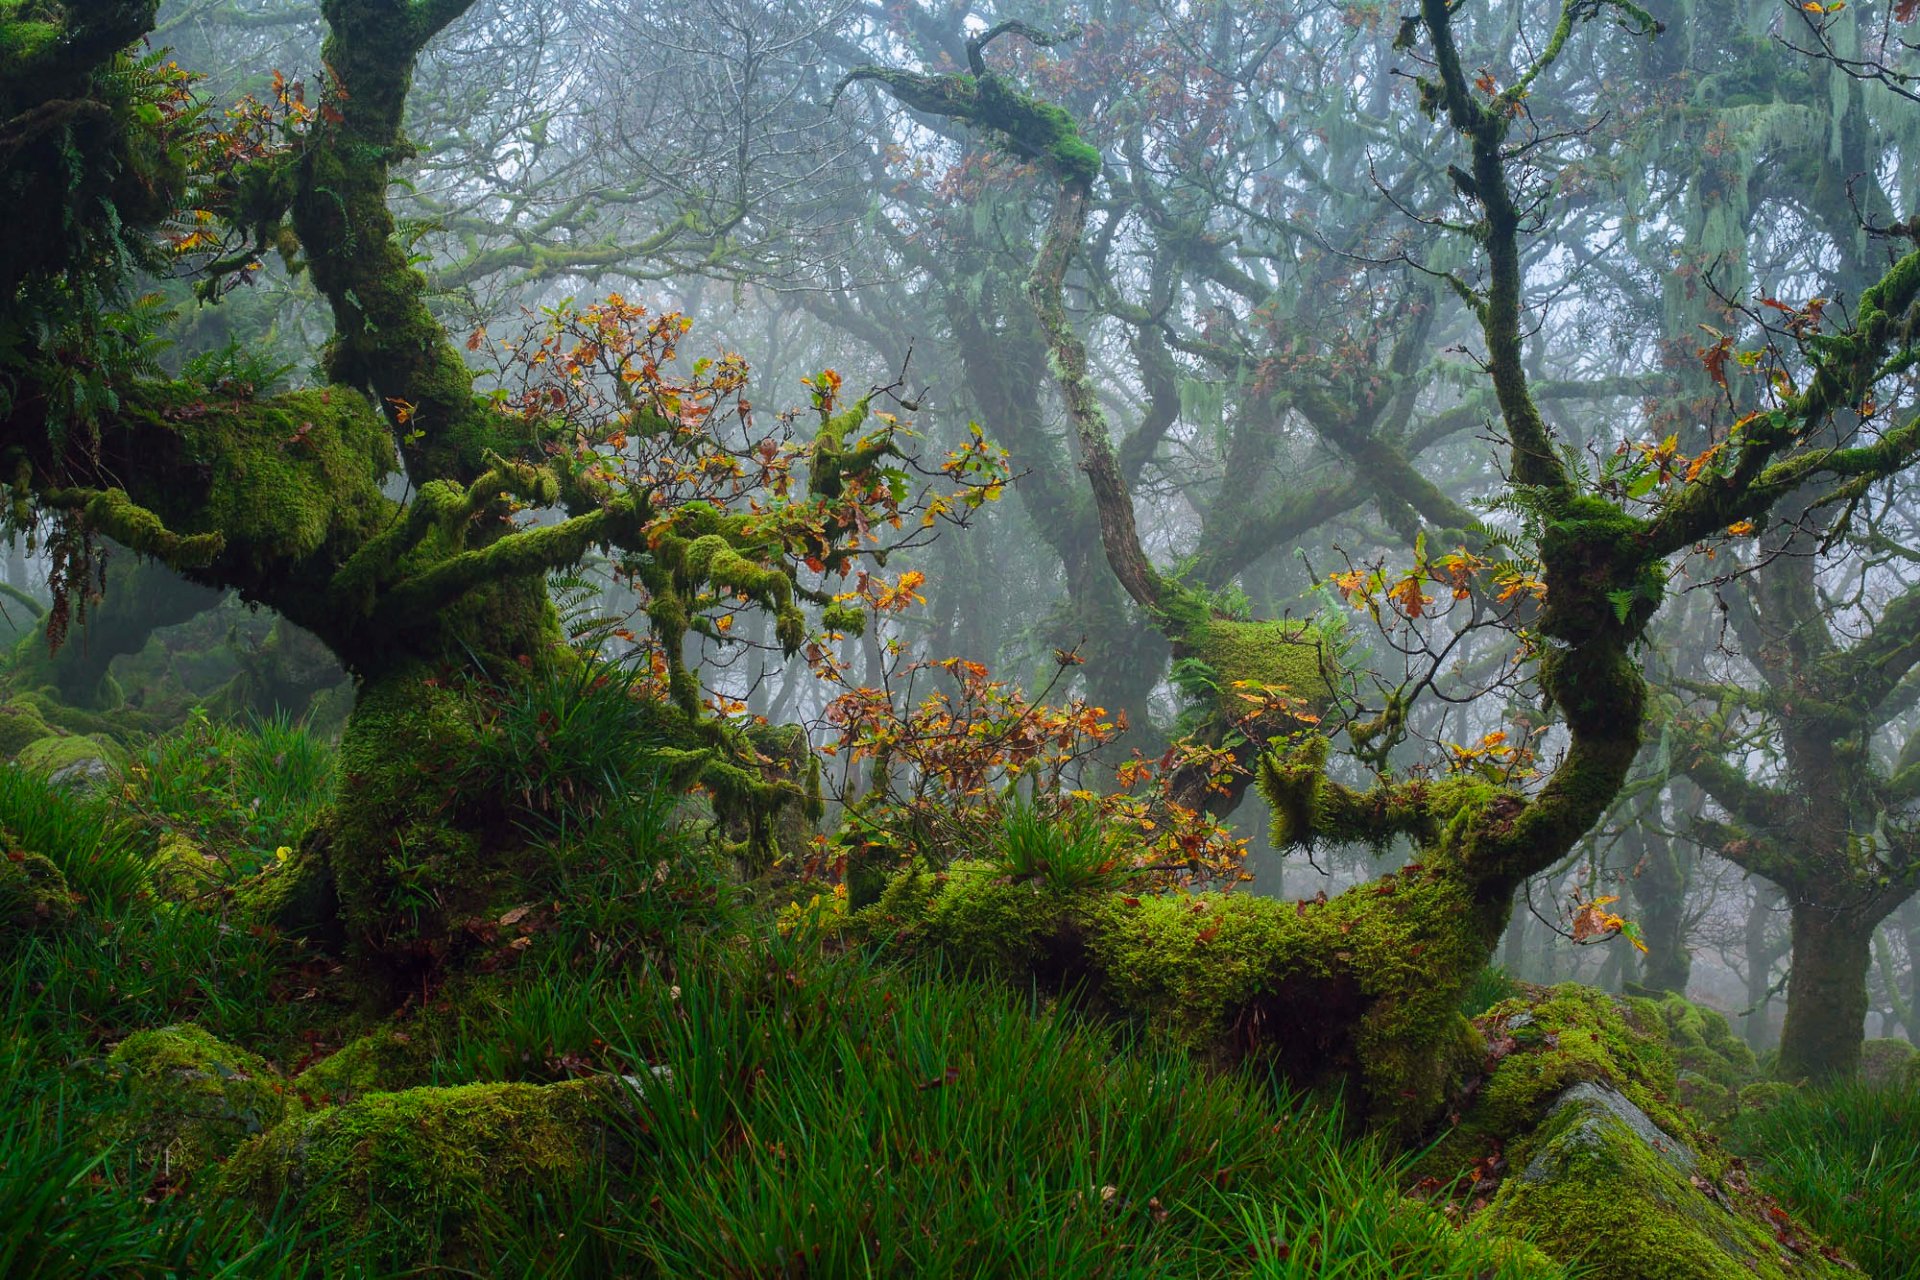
[0,705,1897,1279]
[0,763,148,908]
[995,795,1134,893]
[120,709,336,875]
[1728,1078,1920,1280]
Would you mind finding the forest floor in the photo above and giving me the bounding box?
[2,713,1916,1278]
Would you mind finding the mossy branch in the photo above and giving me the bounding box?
[40,487,224,568]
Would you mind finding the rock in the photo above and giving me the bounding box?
[1858,1037,1914,1089]
[0,846,77,938]
[232,838,342,944]
[1675,1068,1732,1122]
[147,831,227,903]
[1736,1080,1796,1115]
[1429,984,1853,1280]
[292,1026,431,1102]
[0,699,52,756]
[1517,1082,1697,1183]
[222,1076,637,1266]
[15,732,122,787]
[1484,1076,1845,1280]
[100,1024,297,1183]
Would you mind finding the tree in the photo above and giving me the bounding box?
[1,0,994,987]
[841,0,1920,1131]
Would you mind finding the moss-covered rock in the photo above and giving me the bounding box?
[14,731,124,785]
[101,1024,296,1182]
[1483,1080,1847,1280]
[292,1025,432,1103]
[0,846,76,937]
[1858,1037,1915,1088]
[1735,1080,1797,1115]
[232,838,341,943]
[1629,993,1759,1094]
[222,1077,635,1264]
[0,698,51,756]
[147,831,226,903]
[1428,985,1849,1280]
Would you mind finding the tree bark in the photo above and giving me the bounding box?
[1776,903,1876,1081]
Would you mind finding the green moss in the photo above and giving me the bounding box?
[861,856,1500,1135]
[1858,1037,1915,1088]
[232,839,341,943]
[0,846,76,937]
[14,731,124,781]
[135,384,395,578]
[1180,617,1334,723]
[324,666,487,967]
[1483,1084,1845,1280]
[221,1078,627,1263]
[1736,1080,1797,1115]
[293,1026,432,1103]
[101,1024,297,1182]
[1417,987,1853,1279]
[147,831,226,903]
[0,699,50,756]
[1427,985,1685,1174]
[1627,994,1759,1093]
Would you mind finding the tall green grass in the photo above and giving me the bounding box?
[0,764,147,908]
[1729,1078,1920,1280]
[122,709,336,874]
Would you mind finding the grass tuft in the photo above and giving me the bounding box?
[1728,1076,1920,1280]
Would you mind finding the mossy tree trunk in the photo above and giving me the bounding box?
[1776,903,1877,1081]
[5,1,826,988]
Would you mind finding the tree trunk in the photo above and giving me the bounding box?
[1776,902,1875,1081]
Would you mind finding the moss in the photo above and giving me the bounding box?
[147,831,226,903]
[1628,993,1759,1092]
[134,384,395,579]
[101,1024,296,1182]
[1426,985,1686,1175]
[0,846,76,937]
[232,838,341,943]
[1858,1037,1915,1088]
[1735,1080,1797,1115]
[14,731,124,782]
[324,666,487,969]
[221,1077,628,1264]
[1482,1082,1849,1280]
[1177,617,1335,743]
[1414,986,1853,1279]
[862,859,1080,972]
[1674,1069,1732,1122]
[292,1025,432,1103]
[861,856,1500,1135]
[0,699,50,756]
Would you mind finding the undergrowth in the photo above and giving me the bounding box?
[1729,1079,1920,1280]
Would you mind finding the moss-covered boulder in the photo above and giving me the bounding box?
[147,831,227,903]
[0,698,51,756]
[1483,1080,1844,1280]
[15,731,124,785]
[0,846,77,937]
[222,1077,636,1265]
[1735,1080,1797,1116]
[232,837,341,943]
[1858,1037,1915,1088]
[292,1026,432,1103]
[100,1024,296,1183]
[1630,994,1759,1096]
[1430,985,1850,1280]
